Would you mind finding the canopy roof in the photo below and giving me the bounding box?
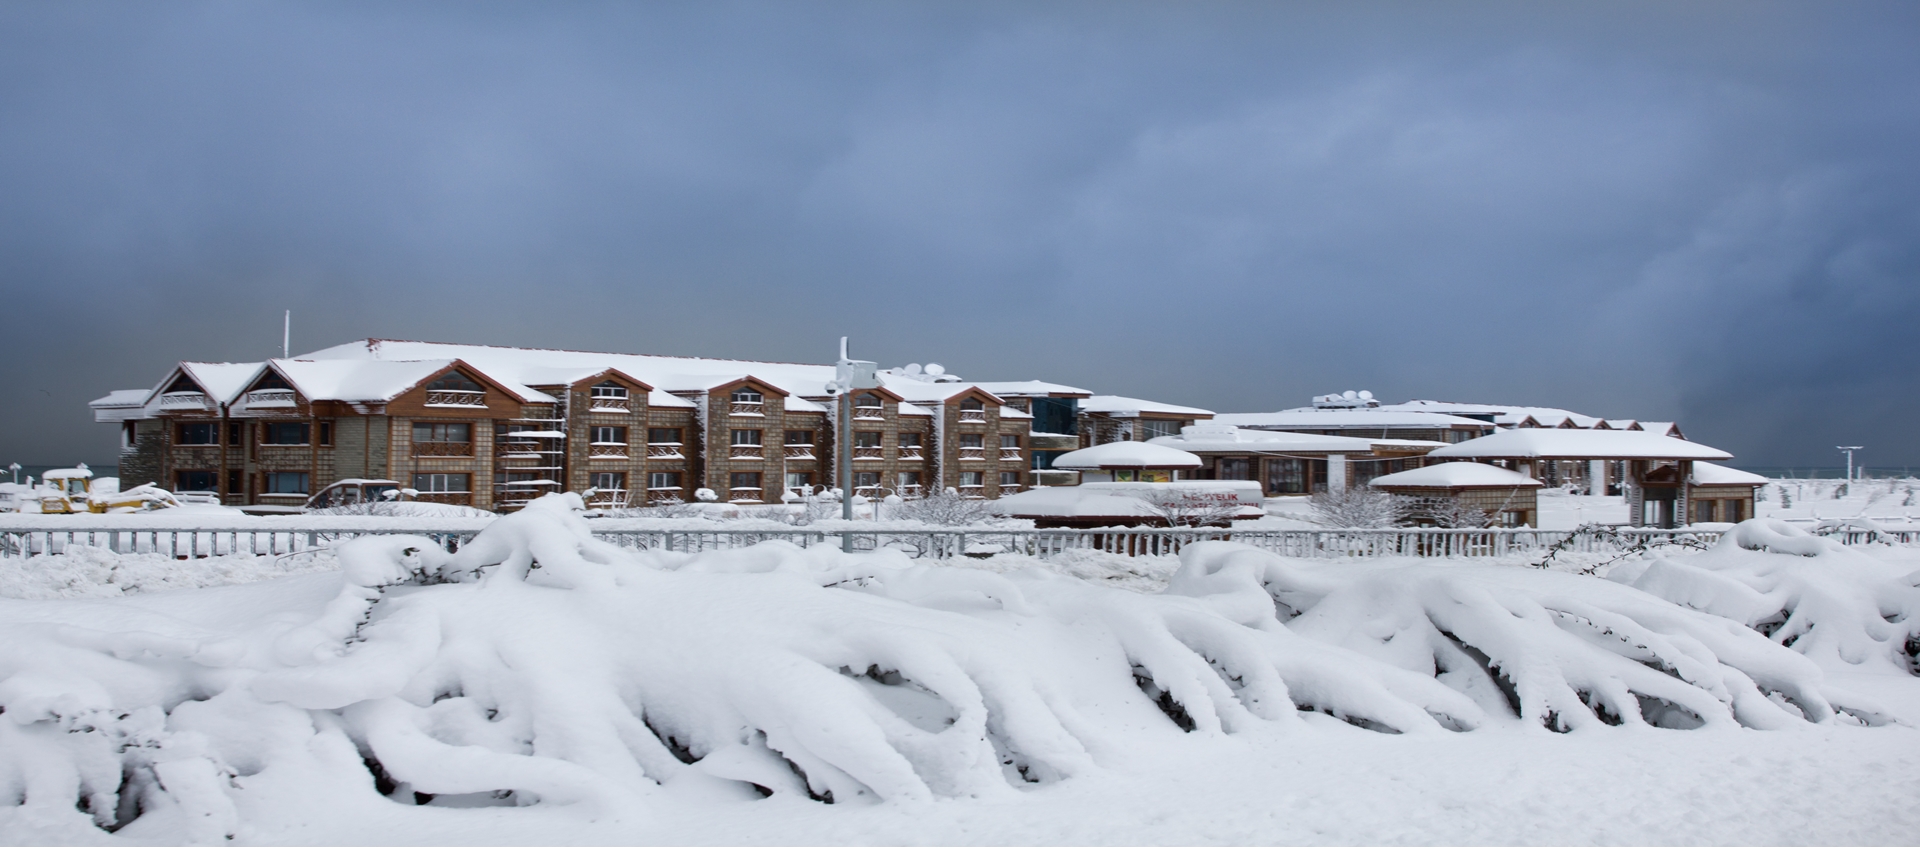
[1081,395,1215,418]
[1428,429,1731,461]
[1368,462,1543,490]
[1051,441,1204,470]
[1148,425,1384,455]
[1690,461,1768,486]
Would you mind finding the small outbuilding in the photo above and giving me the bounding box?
[1427,429,1736,528]
[1367,462,1544,527]
[1682,461,1766,524]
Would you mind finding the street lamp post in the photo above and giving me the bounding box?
[1837,446,1863,484]
[826,337,879,552]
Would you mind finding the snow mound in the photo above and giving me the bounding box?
[0,546,338,600]
[0,499,1909,840]
[1171,542,1893,730]
[1612,518,1920,678]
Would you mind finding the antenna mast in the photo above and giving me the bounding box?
[282,310,290,358]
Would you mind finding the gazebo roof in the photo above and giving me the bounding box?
[1427,429,1731,461]
[1051,441,1204,470]
[1368,462,1543,490]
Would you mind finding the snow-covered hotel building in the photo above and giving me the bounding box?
[90,339,1079,511]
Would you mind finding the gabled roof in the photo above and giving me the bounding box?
[270,359,553,404]
[970,380,1093,399]
[1690,461,1767,486]
[1216,409,1488,429]
[145,362,268,406]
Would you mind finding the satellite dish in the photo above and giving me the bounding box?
[1358,390,1374,400]
[1343,390,1358,400]
[905,363,923,375]
[925,363,945,377]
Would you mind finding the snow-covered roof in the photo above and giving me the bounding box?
[172,362,267,404]
[1215,409,1488,429]
[897,401,934,418]
[272,359,560,403]
[1690,461,1767,486]
[1639,421,1682,438]
[649,390,697,409]
[91,389,149,408]
[971,380,1093,398]
[1051,441,1204,470]
[1428,429,1731,461]
[783,396,828,414]
[301,338,842,399]
[1081,395,1215,418]
[1368,462,1543,490]
[999,405,1032,420]
[1147,425,1380,454]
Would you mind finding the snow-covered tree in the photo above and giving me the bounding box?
[1137,489,1245,527]
[1309,487,1405,528]
[890,489,998,526]
[1399,496,1491,529]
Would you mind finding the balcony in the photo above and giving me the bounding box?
[853,446,884,460]
[425,390,487,408]
[1000,448,1023,462]
[957,485,985,497]
[588,443,629,459]
[729,446,764,460]
[897,446,924,461]
[646,443,684,459]
[1027,433,1080,451]
[245,390,296,408]
[957,447,987,461]
[784,445,816,460]
[588,397,630,413]
[956,409,988,423]
[853,406,885,420]
[730,402,765,417]
[413,441,473,457]
[158,392,210,410]
[728,488,764,503]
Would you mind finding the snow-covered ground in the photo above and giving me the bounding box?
[3,495,1919,845]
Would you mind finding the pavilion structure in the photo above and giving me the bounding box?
[1426,429,1739,528]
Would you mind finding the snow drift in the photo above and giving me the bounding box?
[0,501,1906,841]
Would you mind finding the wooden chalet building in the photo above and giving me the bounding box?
[91,339,1043,511]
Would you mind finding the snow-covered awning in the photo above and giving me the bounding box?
[1690,461,1767,486]
[1051,442,1203,470]
[1368,462,1542,490]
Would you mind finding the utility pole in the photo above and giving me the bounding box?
[1837,446,1863,483]
[826,337,878,551]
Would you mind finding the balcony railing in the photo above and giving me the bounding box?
[588,444,629,458]
[853,446,884,460]
[728,488,764,503]
[158,392,210,409]
[729,446,763,460]
[785,445,816,460]
[245,390,296,408]
[957,484,985,497]
[647,444,684,459]
[588,397,630,413]
[730,402,764,417]
[897,447,924,461]
[853,406,885,420]
[896,485,924,498]
[425,390,487,408]
[956,409,988,422]
[412,441,473,457]
[1000,448,1023,462]
[957,447,987,461]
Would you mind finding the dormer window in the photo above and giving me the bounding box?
[731,388,763,404]
[427,372,483,392]
[856,393,880,406]
[959,397,985,411]
[590,381,629,399]
[165,374,204,394]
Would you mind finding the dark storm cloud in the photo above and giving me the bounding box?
[1,0,1916,468]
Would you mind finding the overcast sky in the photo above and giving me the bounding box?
[2,1,1916,469]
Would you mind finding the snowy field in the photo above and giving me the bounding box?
[3,495,1920,845]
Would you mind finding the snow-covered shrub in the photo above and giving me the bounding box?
[610,495,703,519]
[1309,488,1405,528]
[1612,518,1920,680]
[891,489,999,526]
[1399,496,1490,529]
[1169,542,1891,730]
[1136,489,1244,527]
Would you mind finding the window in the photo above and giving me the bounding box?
[262,422,311,445]
[1218,457,1253,480]
[896,471,921,488]
[318,422,332,446]
[648,472,683,490]
[1000,434,1020,448]
[227,422,244,445]
[1140,419,1179,439]
[959,397,984,411]
[590,472,626,492]
[898,433,923,448]
[412,473,471,493]
[1728,500,1745,522]
[176,422,218,445]
[1696,500,1717,523]
[590,381,628,399]
[175,470,216,492]
[958,471,984,487]
[855,431,883,447]
[730,429,762,446]
[959,433,984,448]
[226,469,242,493]
[264,472,311,495]
[785,430,814,446]
[1264,458,1307,495]
[854,471,880,487]
[591,426,627,444]
[1000,471,1021,487]
[785,472,812,490]
[729,471,762,491]
[648,427,682,444]
[413,422,471,443]
[426,372,483,392]
[855,393,880,407]
[165,375,203,394]
[730,388,763,404]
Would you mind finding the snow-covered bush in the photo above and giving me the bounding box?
[1398,496,1490,529]
[891,489,999,526]
[1611,518,1920,679]
[1309,488,1405,528]
[1136,489,1244,527]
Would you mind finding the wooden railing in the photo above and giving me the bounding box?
[853,446,884,460]
[784,446,816,460]
[588,396,630,412]
[956,409,988,422]
[588,444,628,458]
[412,441,473,457]
[647,444,684,459]
[245,390,296,407]
[159,392,210,409]
[957,447,986,460]
[854,406,885,420]
[425,390,486,407]
[730,402,765,417]
[729,446,763,460]
[1000,448,1022,461]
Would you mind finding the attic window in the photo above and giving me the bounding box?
[855,393,881,406]
[959,398,985,411]
[731,388,764,404]
[426,372,483,392]
[251,372,292,391]
[590,381,629,399]
[165,375,205,394]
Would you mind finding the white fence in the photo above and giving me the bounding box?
[0,523,1751,562]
